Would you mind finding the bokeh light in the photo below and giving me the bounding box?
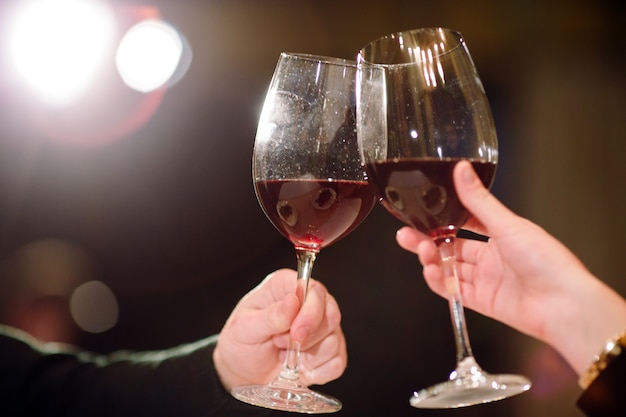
[70,280,119,334]
[0,239,98,342]
[116,19,191,93]
[12,239,94,297]
[7,0,115,106]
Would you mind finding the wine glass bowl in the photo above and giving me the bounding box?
[357,27,531,408]
[231,52,375,413]
[365,158,496,239]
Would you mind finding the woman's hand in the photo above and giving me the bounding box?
[396,161,626,374]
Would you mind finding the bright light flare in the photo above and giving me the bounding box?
[116,19,190,93]
[7,0,115,106]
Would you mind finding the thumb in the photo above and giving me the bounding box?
[454,160,517,237]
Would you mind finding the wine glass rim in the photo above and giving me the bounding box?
[280,52,357,68]
[357,27,465,66]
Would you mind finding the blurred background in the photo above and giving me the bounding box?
[0,0,624,416]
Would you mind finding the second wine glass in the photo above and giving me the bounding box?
[356,28,531,409]
[231,53,376,413]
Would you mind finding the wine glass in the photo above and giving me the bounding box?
[231,52,376,413]
[356,28,531,408]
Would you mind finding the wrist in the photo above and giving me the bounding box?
[548,274,626,376]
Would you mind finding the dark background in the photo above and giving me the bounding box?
[1,1,625,416]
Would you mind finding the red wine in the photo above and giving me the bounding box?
[365,158,496,238]
[255,179,375,251]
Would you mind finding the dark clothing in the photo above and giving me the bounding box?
[3,323,625,416]
[577,350,626,417]
[0,325,269,417]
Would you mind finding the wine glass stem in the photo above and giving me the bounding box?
[436,236,475,366]
[277,249,317,383]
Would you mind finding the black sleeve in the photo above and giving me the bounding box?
[576,350,626,417]
[0,325,271,417]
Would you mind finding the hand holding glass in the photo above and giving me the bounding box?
[231,53,375,413]
[357,28,531,408]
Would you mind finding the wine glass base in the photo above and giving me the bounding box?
[231,384,342,414]
[410,373,531,409]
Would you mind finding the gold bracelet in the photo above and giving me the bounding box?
[579,330,626,389]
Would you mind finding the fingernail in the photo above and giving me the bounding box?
[294,326,310,343]
[461,162,475,183]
